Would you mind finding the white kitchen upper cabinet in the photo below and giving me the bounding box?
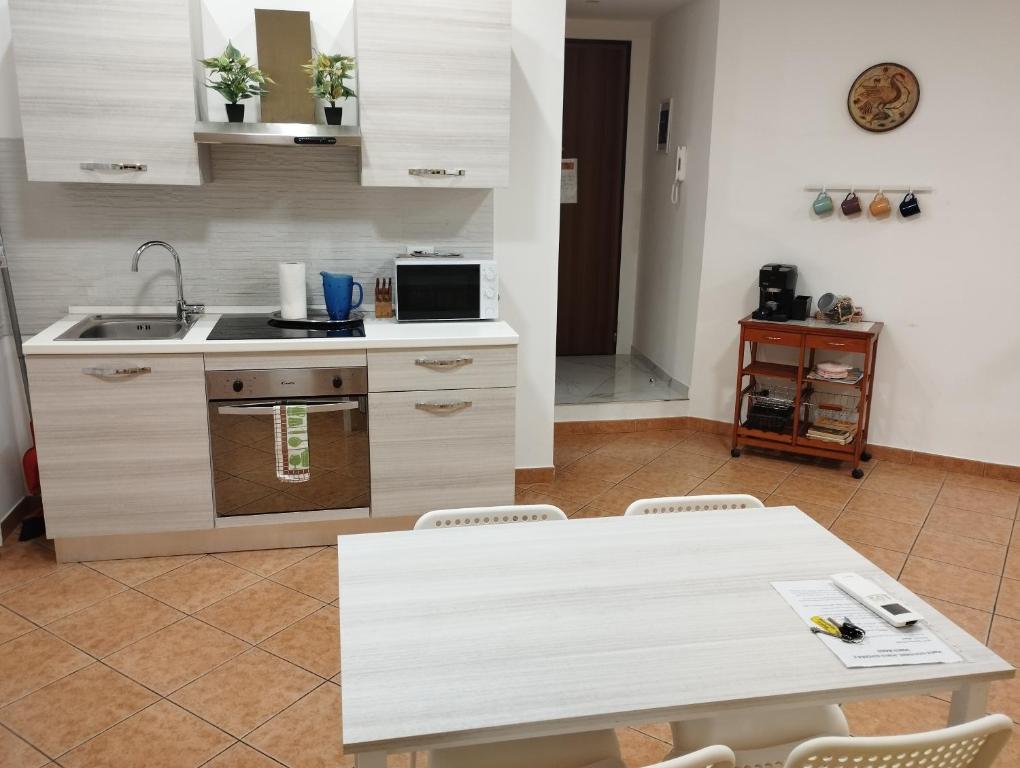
[355,0,511,188]
[8,0,205,185]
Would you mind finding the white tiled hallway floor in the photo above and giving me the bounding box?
[1,424,1019,766]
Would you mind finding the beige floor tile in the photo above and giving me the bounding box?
[244,682,350,768]
[195,581,322,644]
[989,615,1020,665]
[0,630,91,706]
[513,488,585,515]
[704,461,790,495]
[0,565,123,626]
[0,605,34,645]
[989,675,1020,722]
[924,597,992,644]
[47,590,184,658]
[944,472,1020,497]
[204,742,286,768]
[269,548,340,604]
[259,605,340,679]
[1006,548,1020,580]
[925,505,1013,546]
[59,699,233,768]
[675,432,732,459]
[653,447,728,479]
[935,484,1018,520]
[766,495,841,528]
[861,472,942,504]
[737,449,806,473]
[843,695,948,736]
[618,726,670,768]
[583,485,658,517]
[560,453,643,485]
[593,430,689,464]
[528,474,616,506]
[689,479,769,499]
[213,548,324,577]
[105,617,248,695]
[170,648,319,738]
[553,433,619,467]
[0,662,156,758]
[794,461,868,484]
[995,577,1020,621]
[773,474,858,509]
[847,543,907,578]
[136,556,260,614]
[899,556,1000,611]
[622,462,705,498]
[0,539,66,595]
[843,488,932,526]
[571,503,619,519]
[0,723,48,768]
[84,555,202,587]
[630,722,673,744]
[912,530,1007,576]
[830,513,920,554]
[870,461,946,483]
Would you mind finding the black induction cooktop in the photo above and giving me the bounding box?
[208,314,366,340]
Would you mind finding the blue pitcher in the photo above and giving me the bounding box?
[320,272,363,321]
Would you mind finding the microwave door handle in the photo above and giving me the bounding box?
[217,402,359,416]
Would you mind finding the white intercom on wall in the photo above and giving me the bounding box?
[671,144,687,204]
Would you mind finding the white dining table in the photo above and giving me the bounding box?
[337,506,1014,767]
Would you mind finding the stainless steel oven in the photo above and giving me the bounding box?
[206,367,369,518]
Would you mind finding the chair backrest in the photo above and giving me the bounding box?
[784,714,1013,768]
[624,494,765,516]
[414,504,568,530]
[649,745,736,768]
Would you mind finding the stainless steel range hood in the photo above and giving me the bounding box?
[193,121,361,147]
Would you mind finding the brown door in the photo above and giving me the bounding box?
[557,39,631,356]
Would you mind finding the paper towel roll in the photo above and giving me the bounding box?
[279,262,307,320]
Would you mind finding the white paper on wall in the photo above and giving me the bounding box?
[561,158,577,204]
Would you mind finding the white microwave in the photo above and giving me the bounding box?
[393,257,499,322]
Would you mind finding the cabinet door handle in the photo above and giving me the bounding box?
[766,336,783,341]
[82,366,152,377]
[408,168,466,177]
[415,400,472,414]
[414,356,473,370]
[79,162,148,172]
[827,342,847,347]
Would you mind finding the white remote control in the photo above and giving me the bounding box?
[831,572,922,628]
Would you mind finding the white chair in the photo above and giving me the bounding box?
[784,714,1014,768]
[624,494,764,515]
[625,493,848,768]
[430,734,734,768]
[414,504,567,529]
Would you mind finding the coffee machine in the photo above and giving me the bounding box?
[752,264,798,322]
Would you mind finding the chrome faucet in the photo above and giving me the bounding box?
[130,241,205,321]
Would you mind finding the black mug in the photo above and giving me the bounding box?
[841,192,861,216]
[899,192,921,217]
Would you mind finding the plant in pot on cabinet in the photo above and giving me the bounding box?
[304,51,357,125]
[200,42,273,123]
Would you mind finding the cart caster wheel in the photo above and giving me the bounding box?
[851,468,865,479]
[731,448,741,458]
[860,451,872,462]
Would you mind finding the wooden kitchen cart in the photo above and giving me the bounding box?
[731,316,883,478]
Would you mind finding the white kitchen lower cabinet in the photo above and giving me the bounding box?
[26,354,215,538]
[368,387,515,518]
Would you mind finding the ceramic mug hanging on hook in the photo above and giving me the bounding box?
[899,190,921,217]
[841,190,862,216]
[812,188,834,216]
[869,190,892,218]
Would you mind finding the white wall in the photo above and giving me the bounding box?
[689,0,1020,465]
[631,0,719,386]
[495,0,565,470]
[563,17,650,355]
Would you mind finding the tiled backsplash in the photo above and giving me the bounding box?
[0,139,493,334]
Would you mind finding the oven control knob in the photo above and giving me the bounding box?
[332,376,343,389]
[484,266,496,280]
[232,379,244,393]
[485,287,496,299]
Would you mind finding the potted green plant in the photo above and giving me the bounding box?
[304,51,357,125]
[199,42,273,123]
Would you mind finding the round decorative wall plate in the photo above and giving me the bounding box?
[848,63,920,132]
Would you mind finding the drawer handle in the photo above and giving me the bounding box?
[827,342,847,347]
[415,356,473,370]
[408,168,466,177]
[415,400,472,414]
[766,336,783,341]
[80,162,148,172]
[82,366,152,377]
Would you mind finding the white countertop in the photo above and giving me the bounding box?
[23,307,518,355]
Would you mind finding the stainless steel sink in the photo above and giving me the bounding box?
[56,314,197,341]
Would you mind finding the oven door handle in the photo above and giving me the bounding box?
[216,402,359,416]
